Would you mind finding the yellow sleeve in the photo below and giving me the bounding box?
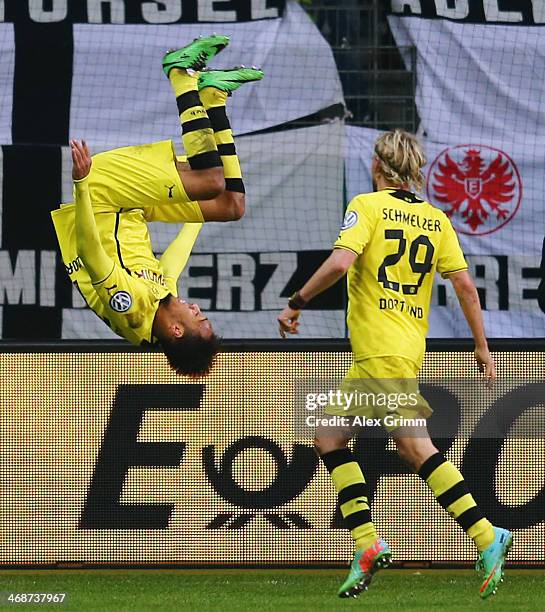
[334,195,375,255]
[436,216,468,278]
[160,223,203,282]
[74,177,114,284]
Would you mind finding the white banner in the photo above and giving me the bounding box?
[0,25,14,142]
[346,125,545,339]
[387,14,545,148]
[0,2,342,146]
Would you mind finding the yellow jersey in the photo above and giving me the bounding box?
[52,205,177,345]
[51,141,203,345]
[334,188,467,368]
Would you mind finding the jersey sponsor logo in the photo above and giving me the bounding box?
[134,269,166,287]
[109,291,132,313]
[165,184,175,199]
[65,256,83,275]
[427,145,522,236]
[340,211,358,231]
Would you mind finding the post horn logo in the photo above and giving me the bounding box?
[426,145,522,236]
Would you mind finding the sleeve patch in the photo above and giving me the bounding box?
[340,210,359,231]
[109,291,133,312]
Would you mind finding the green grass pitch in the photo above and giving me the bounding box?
[0,569,543,611]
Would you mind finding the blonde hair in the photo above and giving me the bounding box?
[374,129,427,192]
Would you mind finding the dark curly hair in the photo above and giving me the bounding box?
[160,332,221,377]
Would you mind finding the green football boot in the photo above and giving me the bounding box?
[476,526,513,599]
[162,34,230,77]
[198,66,264,95]
[338,538,392,598]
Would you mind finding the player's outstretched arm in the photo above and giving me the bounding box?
[160,223,203,282]
[448,270,496,382]
[71,140,114,284]
[277,248,356,338]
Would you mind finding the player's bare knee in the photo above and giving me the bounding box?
[197,170,225,200]
[314,435,348,456]
[395,436,438,472]
[314,438,341,457]
[313,437,325,456]
[231,194,245,220]
[394,438,420,470]
[183,167,225,201]
[208,168,226,197]
[395,442,414,468]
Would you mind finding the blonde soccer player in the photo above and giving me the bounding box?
[277,129,512,599]
[52,35,263,376]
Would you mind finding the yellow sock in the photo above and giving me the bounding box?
[168,69,220,170]
[198,86,228,109]
[418,453,495,552]
[321,448,378,551]
[169,68,200,97]
[199,86,244,193]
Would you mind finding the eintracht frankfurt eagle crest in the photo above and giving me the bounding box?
[427,145,522,236]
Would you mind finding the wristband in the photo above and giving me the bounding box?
[288,291,307,310]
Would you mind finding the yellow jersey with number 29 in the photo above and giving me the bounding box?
[334,188,467,369]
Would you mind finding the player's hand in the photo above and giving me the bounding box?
[475,344,496,387]
[71,139,92,181]
[278,307,301,338]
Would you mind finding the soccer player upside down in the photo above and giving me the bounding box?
[52,35,263,376]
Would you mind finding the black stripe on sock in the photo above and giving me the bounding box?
[436,480,470,509]
[176,91,202,114]
[418,452,447,481]
[338,483,369,507]
[457,506,484,531]
[188,150,222,170]
[320,448,354,474]
[344,509,372,530]
[182,117,212,135]
[225,178,245,193]
[217,143,237,156]
[206,106,230,132]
